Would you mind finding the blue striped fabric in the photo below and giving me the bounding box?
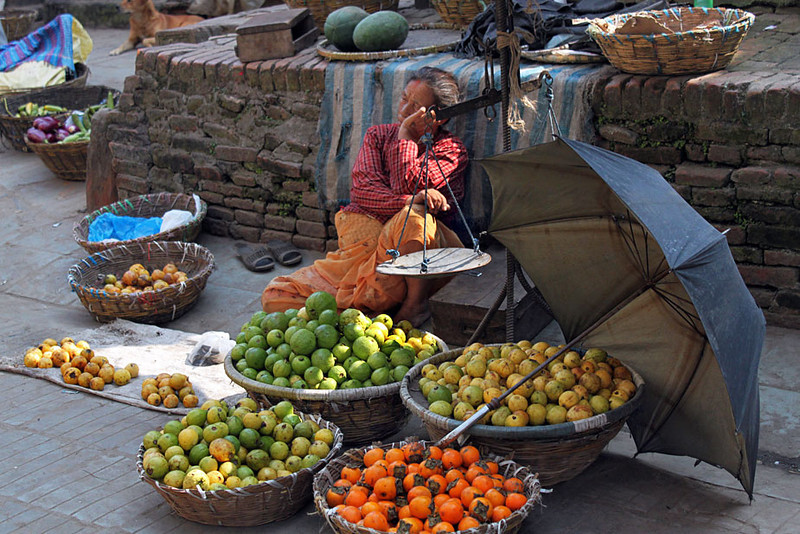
[315,53,611,231]
[0,15,76,74]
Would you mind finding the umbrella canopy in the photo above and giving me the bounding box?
[481,137,765,496]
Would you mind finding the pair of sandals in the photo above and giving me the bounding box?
[234,240,303,272]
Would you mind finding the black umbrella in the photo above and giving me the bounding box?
[480,136,765,496]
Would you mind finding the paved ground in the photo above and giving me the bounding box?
[1,13,799,534]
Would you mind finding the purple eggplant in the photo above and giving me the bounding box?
[56,128,71,141]
[46,132,57,143]
[33,115,60,133]
[26,127,47,143]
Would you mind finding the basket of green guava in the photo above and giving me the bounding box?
[224,291,447,444]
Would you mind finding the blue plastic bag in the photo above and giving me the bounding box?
[88,212,163,242]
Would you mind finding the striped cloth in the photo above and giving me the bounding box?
[315,53,612,232]
[0,14,76,74]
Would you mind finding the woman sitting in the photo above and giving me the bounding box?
[261,67,468,326]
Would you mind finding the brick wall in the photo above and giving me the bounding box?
[591,72,800,329]
[105,41,336,253]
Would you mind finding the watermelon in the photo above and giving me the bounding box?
[324,6,369,52]
[352,11,409,52]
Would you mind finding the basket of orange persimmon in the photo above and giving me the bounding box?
[68,241,215,324]
[313,439,541,534]
[399,340,645,487]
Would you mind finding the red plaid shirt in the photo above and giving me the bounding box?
[342,123,468,224]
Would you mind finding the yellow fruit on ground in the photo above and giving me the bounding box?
[99,365,115,384]
[37,357,53,369]
[78,372,93,388]
[169,373,188,390]
[84,362,100,377]
[125,363,139,378]
[163,394,180,409]
[147,393,162,406]
[23,352,41,368]
[89,377,105,391]
[114,369,132,386]
[142,383,158,400]
[63,367,81,385]
[182,394,199,408]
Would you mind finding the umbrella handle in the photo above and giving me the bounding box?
[436,404,492,448]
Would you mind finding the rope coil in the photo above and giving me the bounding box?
[496,29,538,132]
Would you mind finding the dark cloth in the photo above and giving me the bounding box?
[454,0,669,58]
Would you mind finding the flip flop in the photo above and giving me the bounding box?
[234,242,275,272]
[266,239,303,266]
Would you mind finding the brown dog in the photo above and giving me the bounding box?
[110,0,204,55]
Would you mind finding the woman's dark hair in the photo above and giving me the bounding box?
[408,67,460,109]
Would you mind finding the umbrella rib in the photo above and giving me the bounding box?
[615,213,650,281]
[653,286,704,336]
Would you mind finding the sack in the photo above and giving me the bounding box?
[186,331,236,366]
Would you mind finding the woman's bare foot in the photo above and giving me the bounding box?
[394,300,431,328]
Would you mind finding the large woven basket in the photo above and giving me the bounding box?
[68,241,215,324]
[25,138,89,181]
[137,410,344,526]
[225,356,410,445]
[314,438,541,534]
[400,347,645,486]
[586,7,754,75]
[1,84,119,152]
[73,193,208,254]
[430,0,486,27]
[285,0,399,29]
[0,62,89,98]
[0,9,37,42]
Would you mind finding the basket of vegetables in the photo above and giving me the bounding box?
[23,93,116,180]
[400,340,645,486]
[0,84,118,152]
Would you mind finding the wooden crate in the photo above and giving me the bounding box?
[235,8,318,62]
[429,245,553,347]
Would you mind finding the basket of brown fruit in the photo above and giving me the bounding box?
[400,340,645,486]
[68,241,215,324]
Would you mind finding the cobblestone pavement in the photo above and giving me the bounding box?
[1,8,799,533]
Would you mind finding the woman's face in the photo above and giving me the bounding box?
[397,80,436,124]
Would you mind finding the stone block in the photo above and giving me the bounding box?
[296,206,326,223]
[741,205,800,226]
[172,134,213,154]
[261,229,294,243]
[230,170,258,187]
[302,191,319,208]
[283,179,310,192]
[738,265,798,288]
[598,124,638,145]
[217,94,245,114]
[168,115,199,132]
[152,148,194,173]
[602,74,632,117]
[640,76,668,115]
[293,234,326,252]
[717,224,746,245]
[264,214,296,232]
[203,217,230,236]
[731,166,773,185]
[116,174,149,194]
[195,165,224,182]
[737,186,795,205]
[614,145,681,165]
[257,155,302,178]
[291,102,320,122]
[621,76,644,117]
[765,249,800,267]
[206,205,235,221]
[684,143,706,162]
[235,209,264,227]
[731,246,763,264]
[747,145,784,162]
[296,220,327,238]
[693,187,736,207]
[198,190,224,205]
[111,158,150,178]
[215,145,259,163]
[230,223,261,242]
[747,224,800,249]
[775,289,800,311]
[707,145,743,166]
[773,166,800,188]
[675,163,731,187]
[225,197,261,212]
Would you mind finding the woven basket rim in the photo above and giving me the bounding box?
[67,241,215,296]
[400,344,646,440]
[586,6,754,41]
[26,138,90,151]
[137,409,344,519]
[73,192,208,249]
[313,438,541,534]
[224,333,449,402]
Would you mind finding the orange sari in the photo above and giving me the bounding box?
[261,205,462,315]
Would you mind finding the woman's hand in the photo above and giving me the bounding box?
[409,188,450,214]
[398,107,443,142]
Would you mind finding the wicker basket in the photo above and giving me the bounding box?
[137,410,344,526]
[430,0,487,27]
[226,356,410,445]
[400,347,645,486]
[0,62,89,99]
[285,0,399,29]
[68,241,215,324]
[0,9,37,42]
[314,438,541,534]
[25,138,89,181]
[73,193,208,254]
[586,7,754,75]
[1,84,119,152]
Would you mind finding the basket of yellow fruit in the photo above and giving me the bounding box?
[225,291,447,445]
[68,241,215,324]
[400,340,644,486]
[138,397,344,526]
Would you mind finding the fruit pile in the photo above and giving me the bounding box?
[421,341,637,426]
[102,262,189,294]
[141,373,198,408]
[142,398,335,491]
[230,291,440,391]
[23,337,138,392]
[323,442,530,532]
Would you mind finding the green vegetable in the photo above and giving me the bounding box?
[62,131,90,143]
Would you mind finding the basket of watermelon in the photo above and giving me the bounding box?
[224,291,447,445]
